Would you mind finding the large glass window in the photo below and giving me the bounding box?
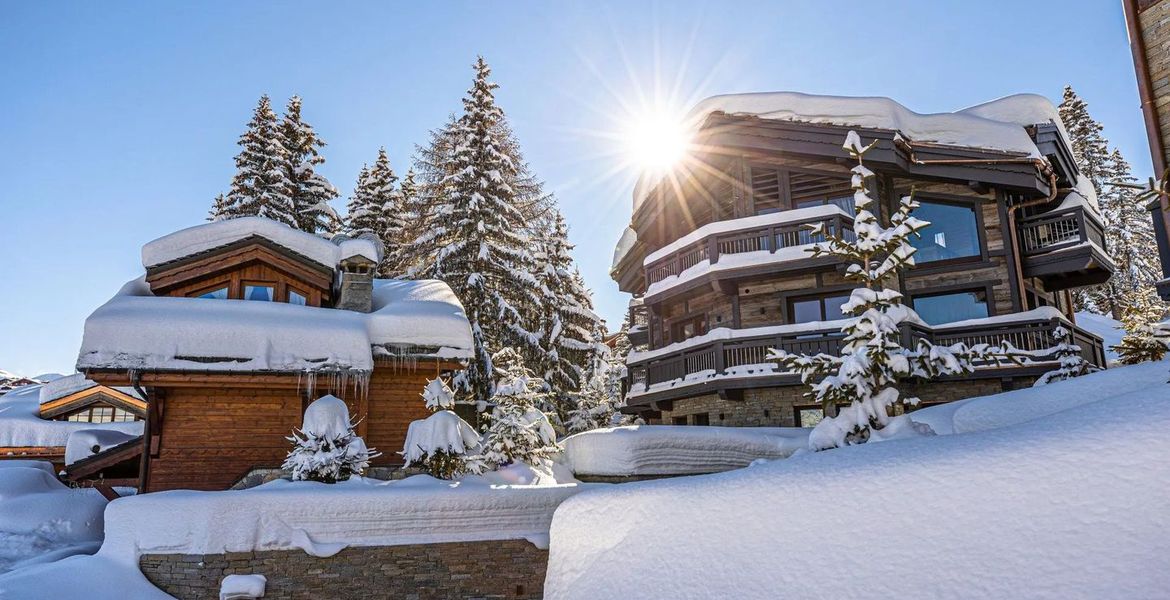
[64,406,140,423]
[670,315,707,343]
[909,200,981,263]
[788,292,852,324]
[244,284,275,302]
[912,289,990,325]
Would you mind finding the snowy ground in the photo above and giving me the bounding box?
[545,360,1170,599]
[0,462,109,576]
[561,425,807,476]
[1075,310,1124,363]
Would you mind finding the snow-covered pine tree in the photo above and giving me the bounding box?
[768,131,1015,451]
[280,96,341,236]
[208,193,229,222]
[1034,326,1102,385]
[481,374,560,467]
[283,395,379,483]
[1113,288,1170,364]
[219,95,298,226]
[400,377,485,479]
[383,168,420,277]
[1088,150,1163,317]
[419,57,544,403]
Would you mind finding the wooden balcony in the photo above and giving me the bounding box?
[1018,205,1113,290]
[626,315,1106,406]
[627,302,649,348]
[643,211,855,290]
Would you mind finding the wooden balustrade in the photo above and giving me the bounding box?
[644,212,855,286]
[1017,206,1106,256]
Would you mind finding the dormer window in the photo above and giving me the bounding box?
[244,283,275,302]
[197,286,229,300]
[289,289,308,306]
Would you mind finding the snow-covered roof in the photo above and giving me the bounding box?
[141,217,383,270]
[76,277,474,374]
[0,384,142,449]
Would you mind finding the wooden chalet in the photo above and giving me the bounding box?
[611,92,1113,427]
[74,217,474,492]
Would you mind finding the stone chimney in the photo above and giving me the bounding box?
[336,256,376,313]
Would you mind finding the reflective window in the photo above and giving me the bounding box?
[244,284,274,302]
[788,293,853,324]
[912,289,990,325]
[909,200,981,262]
[197,287,229,300]
[288,290,308,306]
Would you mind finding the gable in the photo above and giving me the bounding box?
[40,386,147,420]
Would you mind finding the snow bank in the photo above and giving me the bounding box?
[65,429,140,466]
[561,425,808,477]
[142,216,373,269]
[545,360,1170,599]
[77,276,473,373]
[0,463,109,574]
[0,384,142,449]
[1074,311,1123,363]
[0,554,171,600]
[220,573,266,600]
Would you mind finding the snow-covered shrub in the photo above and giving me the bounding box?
[1112,289,1169,365]
[769,131,1016,451]
[401,377,484,479]
[1035,326,1103,385]
[282,395,379,483]
[482,376,560,467]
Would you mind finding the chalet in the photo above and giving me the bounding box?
[611,92,1113,427]
[74,217,474,492]
[0,370,40,393]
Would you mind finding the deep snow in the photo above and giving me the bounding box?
[0,384,142,449]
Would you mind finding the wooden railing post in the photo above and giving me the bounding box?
[708,237,719,265]
[714,341,726,375]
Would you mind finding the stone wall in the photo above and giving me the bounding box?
[139,539,547,600]
[650,377,1035,427]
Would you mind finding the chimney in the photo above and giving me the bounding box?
[336,256,375,313]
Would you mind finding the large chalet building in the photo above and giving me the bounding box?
[611,92,1113,427]
[69,217,473,492]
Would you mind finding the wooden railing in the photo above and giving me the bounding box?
[628,317,1106,393]
[628,302,649,330]
[1018,206,1107,256]
[644,213,855,286]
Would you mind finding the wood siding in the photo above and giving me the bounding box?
[146,242,333,306]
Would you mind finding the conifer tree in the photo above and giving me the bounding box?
[280,96,341,236]
[283,395,378,483]
[1034,326,1102,385]
[1059,86,1111,195]
[401,378,484,479]
[1088,150,1162,317]
[769,131,1015,451]
[481,375,560,467]
[220,95,297,226]
[1113,289,1170,364]
[208,193,229,222]
[384,168,420,277]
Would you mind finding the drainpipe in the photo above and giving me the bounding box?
[132,372,151,493]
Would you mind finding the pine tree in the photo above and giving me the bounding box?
[282,395,379,483]
[1059,86,1111,195]
[1113,289,1170,364]
[769,131,1015,451]
[280,96,341,236]
[347,149,407,276]
[1034,326,1102,385]
[400,378,485,479]
[417,57,544,403]
[481,375,560,467]
[384,168,420,277]
[1088,149,1163,317]
[219,95,297,226]
[208,193,229,222]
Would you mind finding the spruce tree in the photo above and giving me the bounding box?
[282,395,379,483]
[1034,326,1102,385]
[385,168,420,277]
[348,149,408,276]
[1090,150,1163,317]
[769,131,1015,451]
[401,377,485,479]
[280,96,341,236]
[1059,86,1111,196]
[220,95,297,226]
[1113,289,1170,364]
[208,193,229,222]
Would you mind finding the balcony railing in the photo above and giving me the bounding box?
[627,316,1105,395]
[1018,206,1106,256]
[644,212,855,287]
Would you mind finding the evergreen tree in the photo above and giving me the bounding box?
[348,149,407,276]
[220,95,297,226]
[481,375,560,467]
[400,378,485,479]
[1059,86,1111,196]
[1113,289,1170,365]
[1088,150,1163,317]
[280,96,341,236]
[1034,326,1102,385]
[208,193,229,222]
[417,57,544,403]
[384,168,420,277]
[769,131,1015,451]
[283,395,378,483]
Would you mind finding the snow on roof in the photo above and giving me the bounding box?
[610,226,637,272]
[64,429,140,466]
[141,217,383,270]
[561,425,808,477]
[76,277,473,374]
[37,374,98,404]
[0,385,142,449]
[545,359,1170,598]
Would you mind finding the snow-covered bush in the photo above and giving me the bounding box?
[769,131,1015,451]
[282,395,379,483]
[1112,289,1169,365]
[401,377,484,479]
[1035,326,1102,385]
[482,376,560,467]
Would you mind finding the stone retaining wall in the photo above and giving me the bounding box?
[140,539,547,600]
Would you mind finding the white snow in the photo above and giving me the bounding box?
[337,237,381,264]
[142,216,379,269]
[561,425,808,477]
[610,226,638,272]
[1074,311,1124,363]
[401,410,481,465]
[643,204,849,265]
[300,395,351,439]
[0,463,110,574]
[626,319,850,365]
[220,574,266,600]
[545,359,1170,599]
[65,429,140,466]
[644,243,819,298]
[932,305,1066,330]
[37,373,98,404]
[77,276,473,373]
[0,384,142,449]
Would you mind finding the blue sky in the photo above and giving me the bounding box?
[0,1,1149,376]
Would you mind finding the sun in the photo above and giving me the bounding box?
[624,111,691,172]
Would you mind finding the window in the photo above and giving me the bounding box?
[670,315,707,343]
[790,171,854,214]
[911,289,989,325]
[672,416,688,426]
[788,292,852,324]
[244,284,275,302]
[796,407,826,428]
[909,199,980,263]
[288,289,308,306]
[692,413,710,426]
[193,286,228,300]
[64,406,140,423]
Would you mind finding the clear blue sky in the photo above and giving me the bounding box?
[0,0,1149,376]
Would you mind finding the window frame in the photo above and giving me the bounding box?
[188,280,233,300]
[287,286,309,306]
[745,164,853,218]
[901,193,988,267]
[907,281,998,325]
[242,280,278,302]
[785,290,854,324]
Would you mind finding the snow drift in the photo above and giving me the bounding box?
[561,425,808,476]
[0,463,109,574]
[0,384,142,449]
